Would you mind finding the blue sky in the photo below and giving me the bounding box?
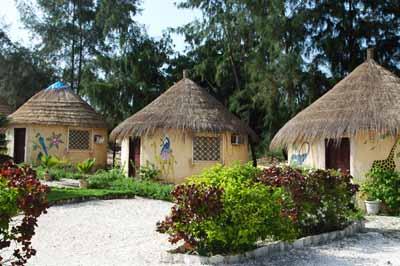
[0,0,201,52]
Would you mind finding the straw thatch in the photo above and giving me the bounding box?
[271,51,400,149]
[8,83,107,128]
[0,98,13,117]
[110,76,257,141]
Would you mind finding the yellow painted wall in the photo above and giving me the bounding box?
[6,125,108,168]
[120,129,250,183]
[351,133,399,181]
[287,133,400,180]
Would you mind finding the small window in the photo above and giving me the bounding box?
[193,136,221,161]
[231,134,244,145]
[69,129,91,150]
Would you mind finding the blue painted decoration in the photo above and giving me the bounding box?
[46,81,69,91]
[160,136,171,160]
[290,142,310,165]
[38,136,48,156]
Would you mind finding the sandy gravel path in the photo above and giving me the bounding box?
[25,198,400,266]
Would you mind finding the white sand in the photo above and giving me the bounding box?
[25,198,400,266]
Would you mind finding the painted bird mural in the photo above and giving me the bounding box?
[38,135,49,156]
[160,136,171,161]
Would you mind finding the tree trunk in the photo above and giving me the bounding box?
[112,141,117,168]
[70,0,77,90]
[77,18,84,94]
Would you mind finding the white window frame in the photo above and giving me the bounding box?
[67,128,93,152]
[231,134,245,145]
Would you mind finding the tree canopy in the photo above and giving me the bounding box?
[0,0,398,156]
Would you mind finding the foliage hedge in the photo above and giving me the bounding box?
[157,163,360,255]
[87,169,173,201]
[258,166,359,236]
[363,168,400,215]
[0,162,49,265]
[157,164,298,255]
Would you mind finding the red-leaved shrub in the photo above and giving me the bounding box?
[156,183,224,250]
[0,161,49,266]
[257,165,358,235]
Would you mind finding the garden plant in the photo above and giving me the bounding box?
[362,168,400,215]
[0,161,49,265]
[157,163,361,255]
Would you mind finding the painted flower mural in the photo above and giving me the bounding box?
[46,132,64,149]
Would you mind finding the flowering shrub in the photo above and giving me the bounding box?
[363,168,400,215]
[0,162,49,265]
[257,166,359,235]
[157,164,298,255]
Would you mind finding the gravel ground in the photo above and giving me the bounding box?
[22,198,400,266]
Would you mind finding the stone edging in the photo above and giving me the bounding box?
[49,194,136,206]
[160,220,365,265]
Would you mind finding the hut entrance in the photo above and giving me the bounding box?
[325,138,350,173]
[13,128,26,164]
[128,137,141,177]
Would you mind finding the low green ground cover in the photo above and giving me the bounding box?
[47,187,135,203]
[87,169,173,201]
[44,167,173,203]
[36,165,82,180]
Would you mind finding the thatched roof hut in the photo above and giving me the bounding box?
[271,48,400,149]
[110,73,256,141]
[7,81,108,167]
[8,81,107,128]
[112,72,256,183]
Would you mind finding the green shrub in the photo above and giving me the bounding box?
[87,168,173,201]
[36,164,81,181]
[88,168,125,189]
[40,155,61,169]
[0,178,19,226]
[157,164,298,255]
[111,179,173,201]
[364,168,400,215]
[138,162,161,181]
[258,166,359,236]
[77,158,96,177]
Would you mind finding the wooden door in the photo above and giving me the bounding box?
[128,137,141,177]
[325,138,350,173]
[14,128,26,164]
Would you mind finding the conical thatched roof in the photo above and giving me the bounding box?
[0,98,13,117]
[271,49,400,149]
[8,82,107,128]
[110,75,257,141]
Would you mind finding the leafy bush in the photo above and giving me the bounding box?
[157,164,298,255]
[87,168,173,201]
[40,155,61,169]
[138,162,161,181]
[258,166,359,236]
[0,161,49,265]
[363,168,400,215]
[36,164,82,181]
[77,158,96,176]
[116,179,173,201]
[88,168,125,189]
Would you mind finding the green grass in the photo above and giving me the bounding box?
[47,187,135,203]
[42,166,174,203]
